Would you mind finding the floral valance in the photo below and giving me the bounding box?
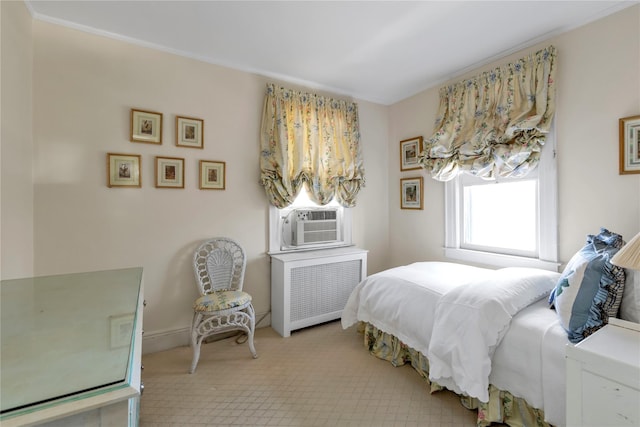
[260,83,365,208]
[418,45,557,181]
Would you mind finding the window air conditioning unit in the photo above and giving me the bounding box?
[291,208,340,246]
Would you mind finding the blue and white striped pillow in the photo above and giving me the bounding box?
[548,228,626,343]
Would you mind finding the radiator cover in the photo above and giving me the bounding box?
[270,247,368,337]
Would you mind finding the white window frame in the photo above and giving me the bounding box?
[444,129,559,271]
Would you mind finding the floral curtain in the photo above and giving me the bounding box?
[418,45,557,181]
[260,83,365,208]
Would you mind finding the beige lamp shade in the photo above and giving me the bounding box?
[611,232,640,270]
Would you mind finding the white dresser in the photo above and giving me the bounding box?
[0,268,144,427]
[270,246,367,337]
[566,318,640,427]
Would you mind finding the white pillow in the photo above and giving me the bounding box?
[619,269,640,323]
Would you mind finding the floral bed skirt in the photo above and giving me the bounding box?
[361,322,551,427]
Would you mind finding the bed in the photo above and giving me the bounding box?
[341,229,639,427]
[341,261,571,427]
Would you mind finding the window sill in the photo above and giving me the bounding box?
[444,247,560,272]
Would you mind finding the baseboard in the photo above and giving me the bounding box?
[142,311,271,355]
[142,327,191,355]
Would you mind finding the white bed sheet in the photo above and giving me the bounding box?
[491,298,570,426]
[342,261,570,427]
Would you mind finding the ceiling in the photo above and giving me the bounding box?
[26,1,637,105]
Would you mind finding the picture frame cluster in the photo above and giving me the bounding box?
[106,108,225,190]
[399,136,424,210]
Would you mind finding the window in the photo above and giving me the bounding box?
[462,178,537,256]
[444,133,559,271]
[268,190,352,254]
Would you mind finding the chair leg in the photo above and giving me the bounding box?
[189,313,202,374]
[247,304,258,359]
[247,329,257,359]
[189,342,201,374]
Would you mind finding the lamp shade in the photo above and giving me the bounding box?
[611,232,640,270]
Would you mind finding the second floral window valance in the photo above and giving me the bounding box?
[419,45,557,181]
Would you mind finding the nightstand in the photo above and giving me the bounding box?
[566,318,640,427]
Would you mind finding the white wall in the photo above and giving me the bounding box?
[24,19,390,352]
[1,1,34,279]
[389,5,640,268]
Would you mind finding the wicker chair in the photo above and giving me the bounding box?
[189,237,257,373]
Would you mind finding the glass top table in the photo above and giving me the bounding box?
[0,267,143,418]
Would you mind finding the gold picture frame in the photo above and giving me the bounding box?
[400,136,423,171]
[176,116,204,148]
[107,153,141,188]
[619,115,640,174]
[199,160,225,190]
[130,108,162,144]
[400,177,423,210]
[155,156,185,188]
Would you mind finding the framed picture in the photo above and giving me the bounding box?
[400,177,424,210]
[107,153,141,188]
[400,136,423,171]
[131,108,162,144]
[619,115,640,174]
[199,160,226,190]
[155,156,185,188]
[176,116,204,148]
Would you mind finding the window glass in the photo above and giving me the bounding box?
[462,179,537,255]
[288,189,341,209]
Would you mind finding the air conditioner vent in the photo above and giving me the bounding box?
[307,210,337,221]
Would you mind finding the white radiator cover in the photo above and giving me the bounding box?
[270,247,368,337]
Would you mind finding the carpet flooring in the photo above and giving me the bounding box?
[140,320,478,427]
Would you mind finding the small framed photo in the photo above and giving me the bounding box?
[155,156,185,188]
[619,115,640,174]
[200,160,226,190]
[176,116,204,149]
[401,177,424,210]
[131,108,162,144]
[107,153,141,188]
[400,136,423,171]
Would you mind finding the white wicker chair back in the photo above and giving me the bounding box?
[193,238,246,295]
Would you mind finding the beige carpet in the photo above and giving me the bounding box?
[140,320,478,427]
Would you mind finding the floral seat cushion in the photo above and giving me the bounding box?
[194,290,252,312]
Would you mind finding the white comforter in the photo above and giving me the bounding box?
[341,262,495,356]
[342,261,569,426]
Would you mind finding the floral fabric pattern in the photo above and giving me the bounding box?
[260,83,365,208]
[363,323,550,427]
[193,290,252,312]
[418,46,557,181]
